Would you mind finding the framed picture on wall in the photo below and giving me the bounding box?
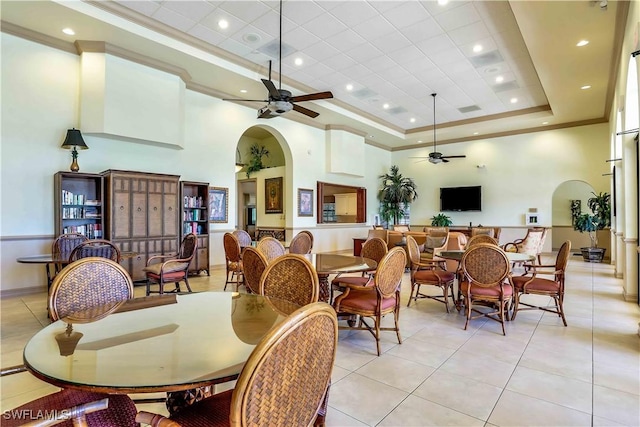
[209,187,228,223]
[265,177,283,214]
[298,188,313,217]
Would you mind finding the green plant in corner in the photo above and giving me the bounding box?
[430,213,453,227]
[246,143,270,178]
[573,191,611,248]
[377,165,418,226]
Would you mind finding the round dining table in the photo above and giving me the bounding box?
[303,253,377,302]
[22,292,299,394]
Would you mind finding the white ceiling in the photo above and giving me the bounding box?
[0,0,626,150]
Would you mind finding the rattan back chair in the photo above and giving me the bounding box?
[460,243,513,335]
[48,257,134,322]
[232,229,253,248]
[330,237,388,300]
[406,236,456,312]
[466,234,498,248]
[289,231,313,254]
[256,237,286,264]
[241,247,268,294]
[299,230,314,249]
[259,254,319,307]
[143,233,197,296]
[367,229,388,243]
[69,239,121,263]
[52,233,89,273]
[223,232,244,291]
[333,246,406,355]
[150,302,337,427]
[512,240,572,326]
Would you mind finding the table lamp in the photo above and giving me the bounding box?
[61,128,88,172]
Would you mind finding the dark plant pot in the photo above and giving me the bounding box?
[580,247,605,263]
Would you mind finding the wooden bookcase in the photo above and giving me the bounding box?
[180,181,210,275]
[54,172,105,239]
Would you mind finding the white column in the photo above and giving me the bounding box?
[623,133,638,300]
[616,231,625,278]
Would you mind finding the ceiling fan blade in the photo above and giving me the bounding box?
[441,155,467,159]
[292,104,319,118]
[442,158,450,163]
[261,79,280,99]
[290,91,334,102]
[222,98,269,102]
[258,108,275,119]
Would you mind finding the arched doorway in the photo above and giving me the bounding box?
[551,180,596,251]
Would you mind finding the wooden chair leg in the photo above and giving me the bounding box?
[183,277,192,293]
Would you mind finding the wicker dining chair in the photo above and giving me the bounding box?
[460,243,513,335]
[52,233,89,273]
[331,237,388,300]
[69,239,121,263]
[259,254,319,306]
[512,240,572,326]
[333,246,406,356]
[135,302,338,427]
[48,257,134,322]
[223,232,244,291]
[241,247,268,294]
[466,234,498,248]
[232,229,253,248]
[289,231,313,254]
[406,235,456,312]
[299,230,314,249]
[256,236,286,264]
[144,233,197,296]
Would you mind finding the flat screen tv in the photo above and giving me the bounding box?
[440,186,481,212]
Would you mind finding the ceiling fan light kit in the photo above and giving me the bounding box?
[223,0,333,119]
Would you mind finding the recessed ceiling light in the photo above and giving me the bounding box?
[346,84,353,91]
[542,121,549,125]
[473,44,483,53]
[473,132,479,135]
[495,76,504,83]
[581,85,591,90]
[383,103,389,109]
[240,89,247,93]
[510,98,518,104]
[577,40,589,47]
[294,57,303,66]
[218,19,229,29]
[418,140,423,143]
[62,28,75,36]
[369,135,375,138]
[437,0,449,5]
[410,118,416,123]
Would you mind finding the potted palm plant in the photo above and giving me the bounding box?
[378,165,418,228]
[245,143,270,178]
[573,191,611,262]
[430,213,453,227]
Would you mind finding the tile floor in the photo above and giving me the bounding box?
[1,253,639,426]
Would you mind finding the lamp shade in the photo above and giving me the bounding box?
[61,128,88,150]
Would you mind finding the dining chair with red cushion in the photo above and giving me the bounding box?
[143,233,197,295]
[333,246,406,356]
[289,231,313,254]
[406,235,455,312]
[466,234,498,248]
[511,240,571,326]
[256,236,286,263]
[241,246,268,294]
[52,233,89,274]
[232,229,253,248]
[69,239,121,263]
[223,232,244,291]
[259,254,319,306]
[460,243,513,335]
[330,237,388,300]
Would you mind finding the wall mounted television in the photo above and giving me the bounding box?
[440,186,481,212]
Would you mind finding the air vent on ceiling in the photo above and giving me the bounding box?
[388,106,407,114]
[258,40,295,59]
[458,105,481,113]
[352,88,377,99]
[493,81,520,92]
[469,50,504,68]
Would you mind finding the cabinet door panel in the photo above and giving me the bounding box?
[130,240,147,282]
[148,191,163,237]
[163,238,178,255]
[131,179,148,238]
[113,190,131,239]
[163,181,179,237]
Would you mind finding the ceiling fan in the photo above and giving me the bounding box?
[222,0,333,119]
[410,93,466,164]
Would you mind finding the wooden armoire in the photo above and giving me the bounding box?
[101,170,180,281]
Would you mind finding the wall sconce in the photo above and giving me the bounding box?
[61,128,89,172]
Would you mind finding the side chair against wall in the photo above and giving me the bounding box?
[331,237,388,301]
[69,239,121,263]
[333,246,406,356]
[48,257,134,322]
[503,227,547,265]
[135,302,338,427]
[460,243,514,335]
[466,234,498,248]
[232,229,252,248]
[241,247,268,294]
[511,240,572,326]
[259,254,319,307]
[223,232,244,291]
[289,231,313,254]
[256,236,286,264]
[406,236,455,312]
[143,233,197,296]
[52,233,89,273]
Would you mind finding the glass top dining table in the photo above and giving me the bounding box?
[303,253,377,302]
[22,292,299,394]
